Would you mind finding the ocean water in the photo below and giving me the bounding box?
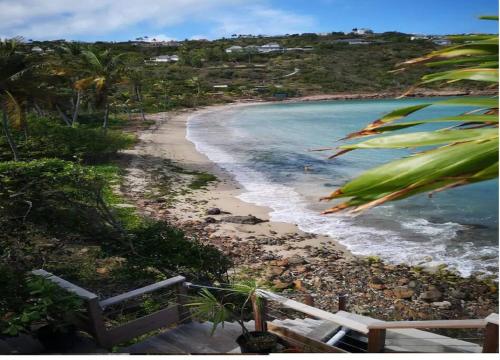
[186,99,499,276]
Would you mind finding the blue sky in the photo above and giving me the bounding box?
[0,0,497,41]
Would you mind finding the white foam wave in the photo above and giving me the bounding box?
[186,113,498,277]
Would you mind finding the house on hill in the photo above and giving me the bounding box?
[352,28,373,35]
[258,43,283,53]
[225,45,243,53]
[149,55,179,63]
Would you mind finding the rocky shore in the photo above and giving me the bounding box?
[121,104,498,326]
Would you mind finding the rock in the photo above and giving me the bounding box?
[368,277,385,290]
[432,301,452,310]
[393,286,415,299]
[296,265,309,274]
[449,288,466,300]
[261,254,275,261]
[287,255,305,266]
[221,215,266,225]
[273,280,293,290]
[268,266,285,277]
[397,277,410,286]
[276,259,289,267]
[204,217,217,223]
[419,287,443,302]
[206,208,221,215]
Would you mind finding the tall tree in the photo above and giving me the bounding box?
[0,39,34,160]
[79,48,125,130]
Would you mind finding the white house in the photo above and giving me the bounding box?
[31,46,43,53]
[352,28,373,35]
[432,38,451,46]
[225,45,244,53]
[257,43,283,53]
[150,55,179,63]
[410,34,430,41]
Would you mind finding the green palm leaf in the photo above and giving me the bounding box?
[322,15,499,212]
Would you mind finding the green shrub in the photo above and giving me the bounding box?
[0,159,120,238]
[0,273,85,336]
[0,118,135,163]
[121,221,231,282]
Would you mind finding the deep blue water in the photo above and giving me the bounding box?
[187,99,499,276]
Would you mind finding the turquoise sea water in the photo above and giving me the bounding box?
[187,99,499,276]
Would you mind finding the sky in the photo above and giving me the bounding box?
[0,0,498,42]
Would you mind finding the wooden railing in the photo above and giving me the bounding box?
[32,270,499,353]
[31,270,189,349]
[256,289,499,353]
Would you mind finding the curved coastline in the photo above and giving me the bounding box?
[183,99,498,277]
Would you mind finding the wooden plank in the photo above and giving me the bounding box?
[256,290,371,334]
[252,294,267,332]
[31,269,98,300]
[100,276,186,309]
[267,322,347,353]
[485,313,499,326]
[107,306,180,346]
[483,320,499,353]
[176,283,191,324]
[368,319,487,330]
[367,328,386,353]
[87,297,111,349]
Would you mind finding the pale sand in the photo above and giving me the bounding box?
[127,102,351,259]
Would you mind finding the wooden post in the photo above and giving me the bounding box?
[176,283,191,324]
[303,294,314,307]
[87,297,111,349]
[483,314,499,353]
[367,328,386,353]
[338,294,347,311]
[252,294,268,332]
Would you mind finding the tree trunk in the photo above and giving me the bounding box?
[33,101,43,116]
[72,90,81,127]
[135,85,145,121]
[126,105,132,122]
[102,103,109,132]
[1,105,19,161]
[56,104,72,127]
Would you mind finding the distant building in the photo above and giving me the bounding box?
[225,45,243,53]
[410,34,430,41]
[149,55,179,63]
[257,43,283,53]
[432,38,452,46]
[31,46,43,53]
[333,39,371,45]
[352,28,373,35]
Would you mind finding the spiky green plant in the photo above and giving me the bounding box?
[321,16,498,214]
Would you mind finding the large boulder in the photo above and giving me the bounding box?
[221,215,266,225]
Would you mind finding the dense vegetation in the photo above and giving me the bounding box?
[0,38,231,340]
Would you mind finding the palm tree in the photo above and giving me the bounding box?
[0,38,33,160]
[321,16,498,214]
[127,68,146,121]
[78,48,126,130]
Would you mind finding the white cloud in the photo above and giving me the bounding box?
[0,0,317,40]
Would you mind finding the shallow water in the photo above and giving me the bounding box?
[187,99,499,276]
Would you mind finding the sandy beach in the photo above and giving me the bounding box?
[124,102,351,261]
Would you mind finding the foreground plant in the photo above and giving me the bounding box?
[321,16,498,213]
[187,281,279,353]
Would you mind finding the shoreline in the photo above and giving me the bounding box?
[121,98,497,322]
[126,101,353,261]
